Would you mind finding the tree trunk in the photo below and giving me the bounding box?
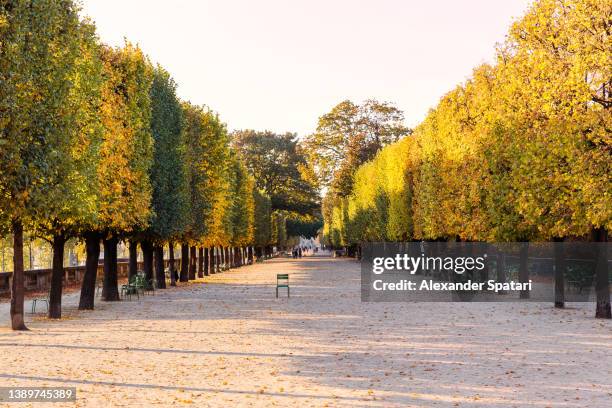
[198,247,204,278]
[519,242,530,299]
[155,245,166,289]
[180,244,189,282]
[142,240,154,282]
[209,247,214,274]
[48,232,66,319]
[496,252,506,283]
[169,242,176,286]
[225,247,230,270]
[215,246,220,273]
[219,246,224,270]
[128,240,138,281]
[215,247,220,273]
[204,248,209,276]
[496,251,506,295]
[79,232,100,310]
[593,227,611,319]
[10,220,27,330]
[194,246,198,276]
[219,246,224,271]
[553,238,565,309]
[102,236,120,301]
[189,246,197,280]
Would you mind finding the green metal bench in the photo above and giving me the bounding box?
[121,283,139,300]
[132,272,153,295]
[276,274,289,298]
[31,296,49,313]
[121,276,140,300]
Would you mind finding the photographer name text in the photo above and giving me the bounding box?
[372,279,533,292]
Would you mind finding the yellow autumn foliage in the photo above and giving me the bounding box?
[325,0,611,246]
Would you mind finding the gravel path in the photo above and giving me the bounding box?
[0,254,611,407]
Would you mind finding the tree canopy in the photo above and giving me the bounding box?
[232,129,321,240]
[0,0,103,233]
[302,99,411,197]
[0,0,293,326]
[323,0,611,247]
[232,130,319,215]
[95,43,154,235]
[147,66,189,243]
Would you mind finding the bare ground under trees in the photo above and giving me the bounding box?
[0,254,611,407]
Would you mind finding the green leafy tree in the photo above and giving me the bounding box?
[271,212,287,249]
[181,102,232,279]
[0,0,105,326]
[225,154,254,266]
[228,155,254,247]
[38,15,105,319]
[253,189,272,256]
[302,99,410,197]
[78,42,154,307]
[285,215,322,240]
[142,66,189,288]
[232,130,319,215]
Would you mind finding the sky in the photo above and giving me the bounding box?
[80,0,533,137]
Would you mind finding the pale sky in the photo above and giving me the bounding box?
[80,0,532,137]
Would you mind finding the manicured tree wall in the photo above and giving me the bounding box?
[322,0,611,318]
[79,42,154,306]
[253,190,272,257]
[144,66,189,289]
[0,0,105,325]
[228,156,255,259]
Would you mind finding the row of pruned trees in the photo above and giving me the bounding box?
[323,0,610,318]
[0,0,283,329]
